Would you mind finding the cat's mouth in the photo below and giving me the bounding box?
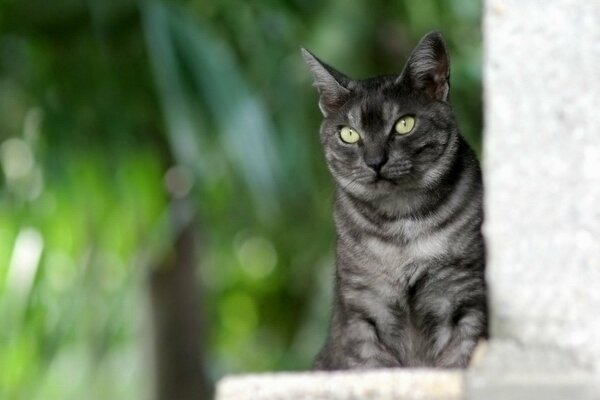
[372,175,397,185]
[373,168,412,184]
[371,175,406,187]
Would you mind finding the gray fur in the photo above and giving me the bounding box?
[303,31,487,370]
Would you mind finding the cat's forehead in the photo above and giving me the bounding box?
[347,95,400,133]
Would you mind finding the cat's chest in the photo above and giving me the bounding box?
[336,205,458,300]
[358,229,450,275]
[337,226,452,312]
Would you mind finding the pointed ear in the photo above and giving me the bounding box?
[397,31,450,102]
[301,48,351,117]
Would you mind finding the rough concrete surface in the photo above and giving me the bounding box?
[483,0,600,368]
[216,369,464,400]
[467,341,599,400]
[467,0,600,398]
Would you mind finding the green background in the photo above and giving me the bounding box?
[0,0,482,398]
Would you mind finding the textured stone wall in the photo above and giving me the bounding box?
[467,1,600,397]
[483,0,600,368]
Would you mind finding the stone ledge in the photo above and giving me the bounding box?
[216,369,464,400]
[467,341,599,400]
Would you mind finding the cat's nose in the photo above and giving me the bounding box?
[365,155,388,172]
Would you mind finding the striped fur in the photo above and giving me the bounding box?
[304,32,487,370]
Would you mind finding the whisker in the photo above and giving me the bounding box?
[340,172,366,192]
[341,177,358,192]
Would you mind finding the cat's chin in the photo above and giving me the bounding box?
[356,176,417,198]
[371,171,416,188]
[336,173,423,202]
[371,176,398,187]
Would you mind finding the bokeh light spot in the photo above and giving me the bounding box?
[164,165,193,198]
[236,236,277,280]
[1,138,34,180]
[219,292,258,336]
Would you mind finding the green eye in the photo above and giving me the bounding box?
[394,115,415,135]
[339,126,360,144]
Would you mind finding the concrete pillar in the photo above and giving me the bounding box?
[469,0,600,397]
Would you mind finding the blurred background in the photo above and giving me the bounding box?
[0,0,482,399]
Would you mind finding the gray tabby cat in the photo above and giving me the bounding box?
[302,31,487,369]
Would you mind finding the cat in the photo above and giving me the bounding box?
[302,31,487,369]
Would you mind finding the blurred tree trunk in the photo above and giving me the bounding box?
[149,197,207,400]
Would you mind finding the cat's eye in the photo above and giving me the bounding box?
[339,126,360,144]
[394,115,416,135]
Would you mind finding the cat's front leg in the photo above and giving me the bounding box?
[434,308,486,368]
[336,316,401,369]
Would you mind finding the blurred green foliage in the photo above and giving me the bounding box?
[0,0,481,398]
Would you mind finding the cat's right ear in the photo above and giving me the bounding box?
[301,48,351,117]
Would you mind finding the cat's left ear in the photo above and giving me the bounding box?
[397,31,450,102]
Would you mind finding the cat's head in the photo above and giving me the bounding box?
[303,31,460,202]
